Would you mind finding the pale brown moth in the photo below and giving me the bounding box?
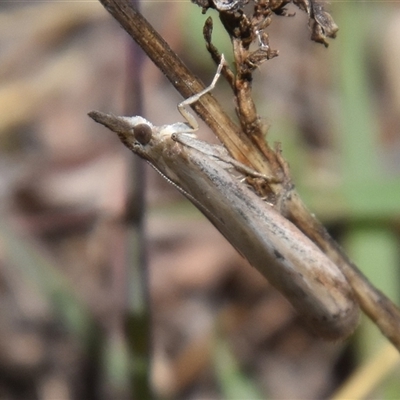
[89,57,359,340]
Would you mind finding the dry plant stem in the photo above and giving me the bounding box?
[231,38,282,175]
[96,0,400,350]
[98,0,269,172]
[213,6,400,349]
[123,24,153,399]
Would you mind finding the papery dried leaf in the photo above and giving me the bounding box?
[212,0,249,11]
[294,0,338,45]
[313,3,338,38]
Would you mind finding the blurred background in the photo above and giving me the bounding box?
[0,1,399,399]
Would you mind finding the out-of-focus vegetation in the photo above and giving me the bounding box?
[0,1,399,399]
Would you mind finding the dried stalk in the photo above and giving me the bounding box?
[96,0,400,350]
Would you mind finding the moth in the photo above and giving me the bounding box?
[89,57,359,340]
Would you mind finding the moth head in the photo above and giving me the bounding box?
[88,111,155,154]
